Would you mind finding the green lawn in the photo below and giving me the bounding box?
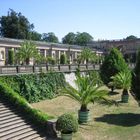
[32,90,140,140]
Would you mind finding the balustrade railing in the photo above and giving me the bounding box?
[0,63,135,75]
[0,64,101,75]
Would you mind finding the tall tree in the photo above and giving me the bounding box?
[62,32,76,44]
[75,32,93,46]
[42,32,59,43]
[0,9,34,39]
[29,31,41,41]
[100,48,129,89]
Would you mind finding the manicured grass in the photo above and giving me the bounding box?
[32,89,140,140]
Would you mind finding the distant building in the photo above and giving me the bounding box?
[0,37,139,66]
[0,38,103,66]
[88,39,140,62]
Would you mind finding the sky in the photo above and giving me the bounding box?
[0,0,140,41]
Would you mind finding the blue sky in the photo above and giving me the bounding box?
[0,0,140,41]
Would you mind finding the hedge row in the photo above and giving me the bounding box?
[0,72,66,103]
[0,81,53,126]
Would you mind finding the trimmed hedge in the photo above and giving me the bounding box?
[0,81,53,126]
[0,72,66,103]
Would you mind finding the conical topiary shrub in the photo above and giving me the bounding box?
[100,48,129,91]
[131,50,140,105]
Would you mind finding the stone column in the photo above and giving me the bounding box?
[44,50,47,57]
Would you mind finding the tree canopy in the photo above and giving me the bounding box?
[62,32,93,46]
[0,9,34,39]
[75,32,93,46]
[126,35,137,40]
[42,32,59,43]
[62,32,76,44]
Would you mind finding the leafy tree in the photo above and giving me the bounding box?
[75,32,93,46]
[62,32,76,44]
[42,32,59,43]
[8,49,14,65]
[60,54,67,64]
[100,48,129,89]
[131,50,140,102]
[126,35,137,40]
[0,9,34,39]
[62,32,93,46]
[29,31,41,41]
[16,41,39,65]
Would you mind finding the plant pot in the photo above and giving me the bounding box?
[61,132,72,140]
[78,110,90,124]
[121,94,129,103]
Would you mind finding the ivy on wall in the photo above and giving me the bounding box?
[0,72,66,103]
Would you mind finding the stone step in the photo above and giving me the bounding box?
[0,106,10,112]
[2,129,41,140]
[0,125,32,136]
[0,109,15,114]
[0,113,19,121]
[0,128,36,140]
[31,137,45,140]
[0,122,30,132]
[0,116,23,125]
[19,133,45,140]
[0,119,25,128]
[0,98,49,140]
[0,111,16,117]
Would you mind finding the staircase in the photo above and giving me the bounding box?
[0,98,51,140]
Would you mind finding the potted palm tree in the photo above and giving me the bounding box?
[111,70,132,103]
[59,73,109,124]
[56,113,78,140]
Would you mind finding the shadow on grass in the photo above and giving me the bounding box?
[95,113,140,127]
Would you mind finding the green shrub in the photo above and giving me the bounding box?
[60,54,67,64]
[0,81,52,126]
[0,72,66,103]
[8,49,14,65]
[56,113,78,134]
[131,50,140,101]
[47,57,56,65]
[100,48,129,87]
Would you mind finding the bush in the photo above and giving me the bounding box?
[47,57,56,65]
[0,72,66,103]
[131,50,140,101]
[100,48,129,86]
[8,49,14,65]
[56,113,78,134]
[60,54,67,64]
